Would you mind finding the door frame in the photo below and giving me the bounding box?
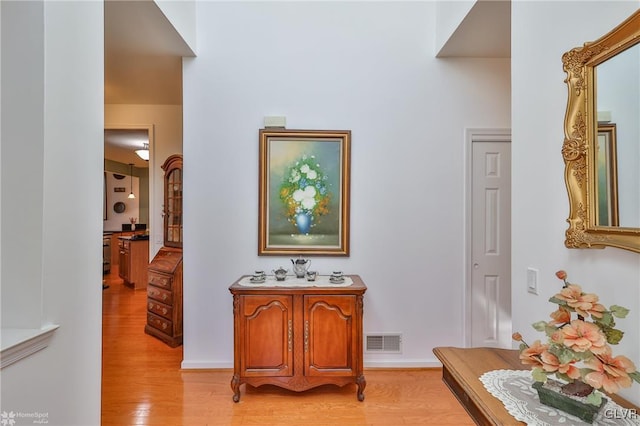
[104,123,157,258]
[463,128,511,347]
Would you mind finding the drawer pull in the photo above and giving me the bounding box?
[288,320,293,352]
[304,320,309,352]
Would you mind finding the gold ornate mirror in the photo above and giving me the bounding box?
[562,9,640,253]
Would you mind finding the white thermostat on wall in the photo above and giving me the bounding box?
[264,116,286,128]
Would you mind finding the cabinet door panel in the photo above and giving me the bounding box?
[241,295,293,377]
[305,295,356,376]
[162,155,183,248]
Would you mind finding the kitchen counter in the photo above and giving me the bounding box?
[118,234,149,241]
[117,236,149,290]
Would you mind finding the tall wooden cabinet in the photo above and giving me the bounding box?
[229,276,367,402]
[145,154,183,347]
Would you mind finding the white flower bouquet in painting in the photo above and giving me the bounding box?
[278,155,331,234]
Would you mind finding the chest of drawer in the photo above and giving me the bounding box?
[147,312,173,333]
[147,285,173,304]
[145,247,183,347]
[148,300,172,320]
[149,272,172,289]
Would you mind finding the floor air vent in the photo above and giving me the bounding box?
[365,334,402,353]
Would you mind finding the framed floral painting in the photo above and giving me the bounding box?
[258,129,351,256]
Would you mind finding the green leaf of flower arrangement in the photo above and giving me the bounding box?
[545,325,559,337]
[579,367,596,379]
[596,311,614,327]
[572,351,595,362]
[603,327,624,345]
[629,371,640,384]
[531,321,548,332]
[554,345,578,364]
[610,305,630,318]
[586,391,603,406]
[548,296,568,306]
[532,367,548,383]
[555,372,573,383]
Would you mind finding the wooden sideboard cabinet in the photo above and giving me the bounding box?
[144,247,183,347]
[117,236,148,290]
[229,275,367,402]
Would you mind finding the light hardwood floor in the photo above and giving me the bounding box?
[101,267,474,426]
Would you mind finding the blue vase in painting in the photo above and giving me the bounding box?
[295,211,312,234]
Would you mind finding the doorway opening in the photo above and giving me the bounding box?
[104,125,155,238]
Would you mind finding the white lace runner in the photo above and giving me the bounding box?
[479,370,640,426]
[238,275,353,287]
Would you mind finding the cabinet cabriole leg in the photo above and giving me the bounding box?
[357,375,366,401]
[231,375,241,402]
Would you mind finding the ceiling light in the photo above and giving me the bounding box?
[135,143,149,161]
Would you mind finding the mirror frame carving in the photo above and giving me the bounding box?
[562,9,640,253]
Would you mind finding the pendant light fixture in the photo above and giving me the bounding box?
[128,163,136,199]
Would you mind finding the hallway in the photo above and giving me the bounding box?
[101,267,474,425]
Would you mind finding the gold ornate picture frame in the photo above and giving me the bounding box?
[561,9,640,253]
[258,129,351,256]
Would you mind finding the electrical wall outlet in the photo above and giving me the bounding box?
[527,267,539,295]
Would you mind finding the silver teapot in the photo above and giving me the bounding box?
[291,256,311,279]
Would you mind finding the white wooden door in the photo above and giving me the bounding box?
[471,140,511,348]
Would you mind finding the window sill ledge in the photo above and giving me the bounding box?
[1,325,59,369]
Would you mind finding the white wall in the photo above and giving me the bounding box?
[511,1,640,405]
[182,1,510,368]
[435,0,475,54]
[1,1,45,330]
[105,104,183,255]
[155,0,197,55]
[1,1,103,425]
[1,0,637,421]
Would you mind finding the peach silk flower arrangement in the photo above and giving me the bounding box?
[513,270,640,405]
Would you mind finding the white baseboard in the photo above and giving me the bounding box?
[181,360,233,369]
[364,360,442,368]
[180,359,443,370]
